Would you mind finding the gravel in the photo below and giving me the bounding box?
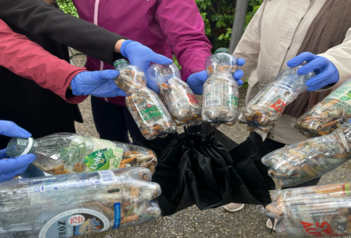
[71,54,351,238]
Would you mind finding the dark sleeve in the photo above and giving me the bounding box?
[0,0,125,64]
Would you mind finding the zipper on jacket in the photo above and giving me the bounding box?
[93,0,108,102]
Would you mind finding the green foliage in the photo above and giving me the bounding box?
[57,0,78,17]
[196,0,262,51]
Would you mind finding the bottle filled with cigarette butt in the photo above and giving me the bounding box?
[264,182,351,237]
[238,65,315,133]
[6,133,157,175]
[147,63,202,127]
[262,121,351,188]
[113,59,176,140]
[0,167,161,238]
[296,79,351,138]
[202,48,239,127]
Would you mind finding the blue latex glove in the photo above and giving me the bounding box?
[71,70,126,97]
[120,40,173,92]
[287,52,339,91]
[187,58,246,95]
[0,121,36,182]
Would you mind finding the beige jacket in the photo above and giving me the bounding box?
[234,0,351,145]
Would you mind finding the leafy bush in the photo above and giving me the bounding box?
[196,0,262,51]
[57,0,78,17]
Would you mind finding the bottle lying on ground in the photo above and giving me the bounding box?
[264,182,351,237]
[296,79,351,138]
[262,121,351,188]
[147,63,202,127]
[113,59,176,140]
[6,133,157,175]
[0,167,161,238]
[238,65,315,133]
[202,48,239,127]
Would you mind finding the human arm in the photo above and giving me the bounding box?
[0,19,124,102]
[0,0,126,64]
[0,121,36,182]
[153,0,212,81]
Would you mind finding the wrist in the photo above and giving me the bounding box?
[114,39,126,53]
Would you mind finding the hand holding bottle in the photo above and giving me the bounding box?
[187,58,245,95]
[70,70,126,97]
[0,120,36,182]
[287,52,339,91]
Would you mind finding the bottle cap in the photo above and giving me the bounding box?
[113,59,129,68]
[214,48,229,54]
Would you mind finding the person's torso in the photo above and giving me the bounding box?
[73,0,172,71]
[247,0,326,102]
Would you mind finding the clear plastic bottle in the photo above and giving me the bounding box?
[262,121,351,188]
[202,48,239,127]
[296,79,351,138]
[0,167,161,238]
[147,63,202,127]
[113,59,176,140]
[264,182,351,237]
[238,65,315,133]
[6,133,157,175]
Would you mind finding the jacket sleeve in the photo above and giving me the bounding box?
[0,0,125,65]
[233,1,267,83]
[154,0,212,81]
[318,27,351,89]
[0,19,87,104]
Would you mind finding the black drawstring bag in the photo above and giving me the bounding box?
[137,129,270,216]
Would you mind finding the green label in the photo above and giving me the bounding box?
[328,81,351,106]
[227,94,238,106]
[140,105,166,122]
[84,138,123,172]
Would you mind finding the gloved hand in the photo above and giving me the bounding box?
[287,52,339,91]
[187,58,246,95]
[71,70,126,97]
[0,121,36,182]
[120,40,173,92]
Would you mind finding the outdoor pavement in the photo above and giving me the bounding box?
[72,55,351,238]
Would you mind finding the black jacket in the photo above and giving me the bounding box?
[0,0,125,148]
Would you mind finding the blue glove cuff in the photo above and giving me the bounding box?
[120,40,133,58]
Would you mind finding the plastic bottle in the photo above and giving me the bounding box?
[296,79,351,138]
[238,65,315,133]
[202,48,239,127]
[262,121,351,188]
[264,182,351,237]
[0,167,161,238]
[6,133,157,175]
[113,59,176,140]
[147,63,202,126]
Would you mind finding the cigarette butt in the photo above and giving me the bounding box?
[121,156,138,164]
[121,214,139,224]
[149,165,155,173]
[313,183,343,194]
[265,204,283,217]
[118,164,126,168]
[73,162,84,173]
[131,186,139,199]
[321,120,339,129]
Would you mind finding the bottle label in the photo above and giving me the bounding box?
[39,208,109,238]
[84,138,123,172]
[327,81,351,106]
[139,105,167,123]
[204,83,238,108]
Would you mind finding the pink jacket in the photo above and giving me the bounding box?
[73,0,212,105]
[0,19,87,104]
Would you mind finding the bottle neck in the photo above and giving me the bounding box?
[6,137,37,158]
[113,59,129,71]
